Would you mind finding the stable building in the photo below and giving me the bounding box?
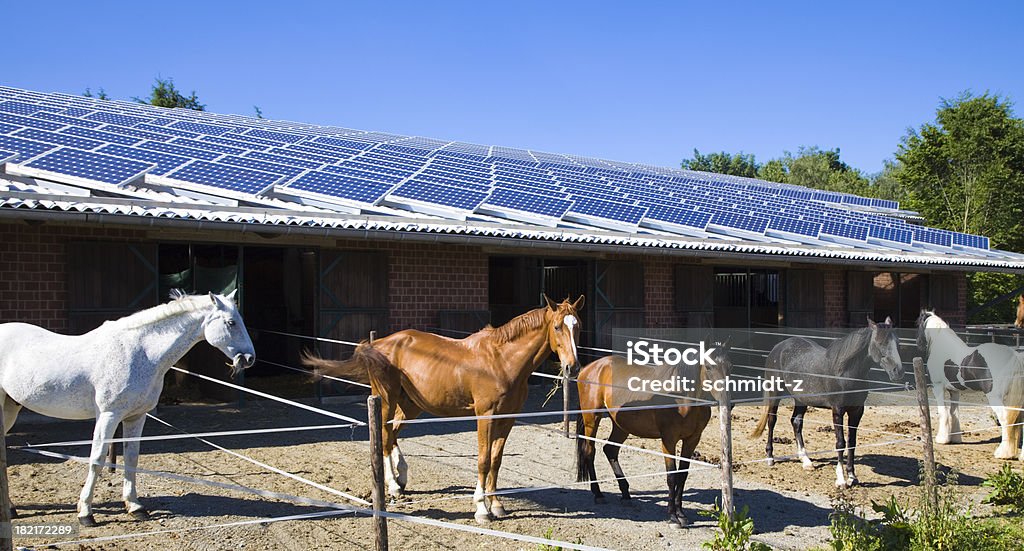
[1,86,1022,396]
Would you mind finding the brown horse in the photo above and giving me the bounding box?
[303,295,584,524]
[575,339,730,528]
[1015,295,1024,328]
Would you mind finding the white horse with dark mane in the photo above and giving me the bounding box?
[917,310,1024,460]
[0,290,255,526]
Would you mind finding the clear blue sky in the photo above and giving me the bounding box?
[5,1,1023,174]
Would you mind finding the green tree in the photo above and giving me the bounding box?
[83,87,108,100]
[681,149,760,178]
[134,77,205,111]
[757,158,788,183]
[782,146,872,195]
[897,92,1024,323]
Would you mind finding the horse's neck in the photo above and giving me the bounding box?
[835,331,875,379]
[496,321,552,382]
[934,328,972,359]
[125,307,208,374]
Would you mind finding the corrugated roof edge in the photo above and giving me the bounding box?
[3,194,1024,273]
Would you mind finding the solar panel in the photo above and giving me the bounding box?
[169,121,234,135]
[820,220,869,241]
[644,204,712,229]
[867,225,912,244]
[953,232,989,250]
[568,197,646,225]
[911,227,953,247]
[139,140,222,161]
[0,134,58,161]
[22,147,152,185]
[481,188,572,219]
[246,129,305,143]
[85,111,152,127]
[320,165,404,184]
[246,151,322,170]
[170,137,244,155]
[13,128,102,150]
[0,112,63,131]
[200,135,269,152]
[289,142,358,158]
[61,126,141,146]
[284,170,394,204]
[870,198,899,210]
[268,147,337,164]
[768,216,821,237]
[218,155,305,178]
[164,161,282,195]
[0,150,17,163]
[97,144,190,175]
[314,137,374,150]
[0,122,18,135]
[0,101,46,115]
[135,123,199,138]
[709,211,769,233]
[389,180,489,211]
[32,111,103,128]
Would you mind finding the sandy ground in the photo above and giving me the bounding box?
[2,379,1016,551]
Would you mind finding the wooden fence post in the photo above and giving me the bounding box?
[367,395,389,551]
[718,388,734,520]
[0,404,12,551]
[913,356,938,509]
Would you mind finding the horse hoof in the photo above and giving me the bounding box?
[79,514,98,528]
[674,513,690,527]
[766,458,775,467]
[131,508,151,521]
[474,512,492,525]
[490,504,508,518]
[667,519,683,529]
[846,477,858,488]
[802,463,815,472]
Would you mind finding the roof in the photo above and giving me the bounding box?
[1,85,1022,272]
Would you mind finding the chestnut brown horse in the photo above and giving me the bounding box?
[1015,295,1024,328]
[304,295,584,523]
[575,339,730,528]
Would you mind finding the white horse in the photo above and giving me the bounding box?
[0,290,255,526]
[917,310,1024,460]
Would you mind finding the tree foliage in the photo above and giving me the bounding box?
[681,149,759,178]
[82,87,108,100]
[133,77,205,111]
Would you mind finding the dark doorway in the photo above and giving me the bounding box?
[714,267,781,328]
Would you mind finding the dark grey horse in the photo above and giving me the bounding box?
[750,318,904,487]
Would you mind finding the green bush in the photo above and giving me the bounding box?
[982,464,1024,514]
[700,501,772,551]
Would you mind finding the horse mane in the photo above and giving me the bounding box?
[482,307,548,344]
[114,291,211,330]
[824,327,874,373]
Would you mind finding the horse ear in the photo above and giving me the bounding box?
[1019,295,1024,304]
[226,289,238,303]
[720,335,732,350]
[866,316,877,329]
[543,294,557,311]
[572,295,585,311]
[884,316,893,326]
[209,291,217,305]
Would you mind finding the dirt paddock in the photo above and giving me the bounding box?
[2,381,1015,550]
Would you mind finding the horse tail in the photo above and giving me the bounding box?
[751,347,781,439]
[575,414,590,482]
[301,341,392,386]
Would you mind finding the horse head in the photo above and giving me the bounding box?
[202,290,256,374]
[543,294,585,372]
[1016,295,1024,328]
[701,335,733,403]
[867,316,903,382]
[915,309,934,354]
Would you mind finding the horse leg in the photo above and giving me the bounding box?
[120,413,149,519]
[473,418,494,524]
[845,406,864,487]
[78,411,120,527]
[486,417,515,519]
[932,383,952,444]
[765,398,780,466]
[832,407,848,488]
[675,434,703,528]
[661,438,684,528]
[603,424,631,501]
[575,412,605,503]
[391,399,421,489]
[791,404,813,470]
[379,398,403,498]
[2,394,21,518]
[947,389,963,443]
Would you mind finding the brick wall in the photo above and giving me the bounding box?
[642,258,682,328]
[945,273,969,327]
[0,222,145,331]
[385,242,488,332]
[823,268,847,328]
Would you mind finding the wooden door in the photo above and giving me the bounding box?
[68,242,158,334]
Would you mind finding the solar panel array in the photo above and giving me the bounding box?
[0,86,993,251]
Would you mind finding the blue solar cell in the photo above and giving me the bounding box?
[867,225,912,244]
[414,171,491,192]
[98,124,175,142]
[218,155,305,178]
[32,112,104,129]
[767,216,821,237]
[245,129,304,143]
[246,151,322,170]
[169,121,234,135]
[23,147,152,184]
[870,198,899,210]
[953,232,989,250]
[147,117,175,126]
[494,182,567,198]
[820,220,869,241]
[170,137,244,155]
[85,111,152,126]
[0,150,16,163]
[361,152,423,170]
[97,144,190,175]
[13,128,102,150]
[320,164,404,184]
[201,135,269,151]
[0,122,18,135]
[61,126,141,146]
[0,112,62,131]
[483,188,572,218]
[912,227,953,247]
[288,143,357,159]
[0,101,45,115]
[135,123,199,138]
[286,170,394,204]
[841,195,872,207]
[0,134,57,161]
[568,197,646,224]
[213,133,286,148]
[709,211,769,233]
[390,180,489,211]
[314,137,374,150]
[62,107,94,117]
[266,147,337,164]
[165,161,281,194]
[139,140,222,161]
[379,144,431,157]
[643,204,711,229]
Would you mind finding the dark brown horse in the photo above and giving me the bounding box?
[303,295,584,523]
[575,339,730,528]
